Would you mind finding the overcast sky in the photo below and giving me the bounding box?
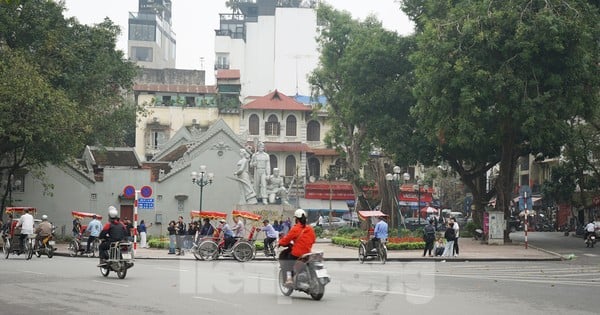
[63,0,413,84]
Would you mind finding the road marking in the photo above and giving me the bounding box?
[370,289,432,298]
[583,253,598,257]
[429,273,600,287]
[245,275,275,281]
[93,280,129,287]
[193,296,240,306]
[22,270,45,275]
[155,267,189,272]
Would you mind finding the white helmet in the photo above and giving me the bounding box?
[41,214,48,221]
[108,206,118,219]
[294,208,306,219]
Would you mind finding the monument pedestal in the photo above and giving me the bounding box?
[234,203,296,222]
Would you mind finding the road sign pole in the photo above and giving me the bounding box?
[133,190,139,254]
[524,192,528,250]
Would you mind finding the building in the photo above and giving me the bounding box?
[128,0,176,69]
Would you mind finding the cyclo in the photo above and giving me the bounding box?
[194,210,259,262]
[189,210,227,261]
[357,210,388,264]
[2,207,37,260]
[68,211,103,257]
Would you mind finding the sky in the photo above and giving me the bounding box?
[63,0,414,84]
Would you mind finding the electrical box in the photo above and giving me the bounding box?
[488,211,505,245]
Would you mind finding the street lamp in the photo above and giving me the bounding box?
[190,165,213,211]
[413,179,429,225]
[2,174,22,207]
[386,166,403,231]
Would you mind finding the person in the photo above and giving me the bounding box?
[266,168,289,205]
[422,218,436,257]
[186,221,198,249]
[138,219,151,248]
[259,219,278,255]
[175,216,186,255]
[273,220,282,234]
[278,209,316,285]
[167,220,176,254]
[232,215,245,239]
[98,206,127,265]
[585,220,596,245]
[199,218,215,237]
[370,216,388,252]
[16,208,34,257]
[434,236,445,256]
[34,214,53,249]
[450,216,460,257]
[281,218,291,236]
[250,142,271,204]
[317,213,324,227]
[85,214,102,253]
[124,219,134,242]
[218,219,235,250]
[442,222,456,258]
[1,214,13,235]
[234,148,258,205]
[72,217,82,238]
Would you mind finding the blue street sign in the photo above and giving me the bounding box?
[519,185,533,210]
[138,198,155,209]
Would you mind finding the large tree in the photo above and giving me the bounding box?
[401,0,600,238]
[0,0,138,212]
[309,4,418,223]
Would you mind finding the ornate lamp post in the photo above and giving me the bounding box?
[386,166,402,231]
[190,165,213,211]
[413,179,429,225]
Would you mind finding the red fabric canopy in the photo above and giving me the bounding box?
[232,210,261,221]
[358,210,388,220]
[190,211,227,220]
[71,211,103,220]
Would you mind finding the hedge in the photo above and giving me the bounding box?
[331,236,425,250]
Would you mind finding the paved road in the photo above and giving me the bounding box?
[510,231,599,264]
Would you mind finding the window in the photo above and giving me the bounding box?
[270,155,278,171]
[132,47,153,62]
[129,23,156,41]
[285,155,296,177]
[307,157,321,180]
[249,114,259,135]
[149,130,166,149]
[286,115,297,136]
[161,96,171,106]
[185,96,195,107]
[265,115,280,136]
[215,53,230,69]
[307,120,320,141]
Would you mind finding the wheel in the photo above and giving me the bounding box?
[233,242,254,262]
[278,269,293,296]
[26,239,34,260]
[47,245,54,258]
[35,247,41,258]
[68,241,78,257]
[358,243,366,264]
[3,238,10,259]
[191,244,203,261]
[309,269,325,300]
[100,267,109,277]
[378,244,387,264]
[197,241,218,261]
[117,268,127,279]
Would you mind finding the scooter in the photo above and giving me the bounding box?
[34,234,55,258]
[98,241,134,279]
[585,234,596,248]
[278,251,330,301]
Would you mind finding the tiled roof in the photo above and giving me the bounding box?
[133,84,217,94]
[90,148,140,168]
[158,144,189,162]
[265,142,311,152]
[241,90,311,111]
[216,69,241,80]
[308,148,339,156]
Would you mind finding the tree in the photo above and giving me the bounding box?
[0,0,138,213]
[309,4,418,224]
[401,0,600,239]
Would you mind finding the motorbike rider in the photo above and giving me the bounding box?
[98,206,127,265]
[34,215,53,248]
[584,220,596,243]
[278,209,316,286]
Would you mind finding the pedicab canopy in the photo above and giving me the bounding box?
[5,207,37,216]
[358,210,388,220]
[190,210,227,220]
[232,210,261,221]
[71,211,103,220]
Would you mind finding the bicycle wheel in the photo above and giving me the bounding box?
[4,238,10,259]
[233,242,254,262]
[34,241,42,258]
[68,240,78,257]
[91,239,100,257]
[197,240,218,261]
[358,242,366,263]
[26,239,34,260]
[378,244,387,264]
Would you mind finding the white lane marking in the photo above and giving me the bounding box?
[193,296,240,306]
[583,253,598,257]
[370,289,432,298]
[22,270,45,275]
[428,273,600,287]
[246,275,275,281]
[154,267,189,272]
[93,280,129,287]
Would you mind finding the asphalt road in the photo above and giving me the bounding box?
[510,231,600,264]
[1,254,598,315]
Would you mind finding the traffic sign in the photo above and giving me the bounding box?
[138,198,155,209]
[140,185,153,198]
[123,185,136,199]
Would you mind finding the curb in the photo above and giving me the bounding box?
[513,242,565,260]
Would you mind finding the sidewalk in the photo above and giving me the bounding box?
[52,237,562,262]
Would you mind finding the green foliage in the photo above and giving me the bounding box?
[462,222,479,238]
[147,237,168,249]
[331,236,425,250]
[313,226,323,238]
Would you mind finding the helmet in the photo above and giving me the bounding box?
[294,208,306,219]
[108,206,118,219]
[41,215,48,221]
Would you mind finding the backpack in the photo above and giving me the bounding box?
[423,224,435,242]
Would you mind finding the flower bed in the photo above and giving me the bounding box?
[332,236,425,250]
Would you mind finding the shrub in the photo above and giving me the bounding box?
[331,236,425,250]
[148,237,169,248]
[462,222,479,238]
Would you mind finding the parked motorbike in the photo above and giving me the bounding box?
[98,241,134,279]
[278,251,330,300]
[585,234,596,248]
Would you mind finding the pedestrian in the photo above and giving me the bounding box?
[186,221,198,249]
[434,236,445,256]
[85,214,102,253]
[442,222,456,257]
[16,208,34,259]
[167,220,176,254]
[138,219,151,248]
[175,216,186,255]
[232,215,245,238]
[273,220,282,233]
[422,218,436,257]
[450,216,460,257]
[72,217,82,238]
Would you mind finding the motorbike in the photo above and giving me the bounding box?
[34,234,55,258]
[278,251,330,301]
[98,241,134,279]
[585,234,596,248]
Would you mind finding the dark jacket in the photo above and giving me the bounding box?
[444,227,456,242]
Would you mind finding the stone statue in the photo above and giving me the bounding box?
[250,142,270,205]
[233,148,258,205]
[266,168,289,205]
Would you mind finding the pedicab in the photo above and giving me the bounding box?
[68,211,103,257]
[2,207,37,260]
[231,210,262,262]
[190,210,227,261]
[357,210,388,264]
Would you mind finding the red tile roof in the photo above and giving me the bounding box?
[309,148,339,156]
[133,84,217,94]
[216,69,240,80]
[242,90,311,111]
[246,141,311,152]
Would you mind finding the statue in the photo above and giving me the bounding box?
[250,142,270,205]
[233,148,258,205]
[266,168,289,205]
